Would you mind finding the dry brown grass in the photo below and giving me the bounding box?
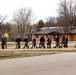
[0,50,58,59]
[0,48,76,59]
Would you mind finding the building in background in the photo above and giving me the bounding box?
[27,27,76,42]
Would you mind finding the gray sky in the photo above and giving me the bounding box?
[0,0,59,23]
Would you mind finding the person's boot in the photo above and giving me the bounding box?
[15,47,17,49]
[54,46,56,48]
[23,47,25,49]
[1,43,4,49]
[18,45,20,49]
[2,45,4,49]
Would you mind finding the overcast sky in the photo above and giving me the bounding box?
[0,0,60,23]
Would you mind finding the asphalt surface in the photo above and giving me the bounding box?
[0,53,76,75]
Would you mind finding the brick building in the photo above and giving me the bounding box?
[28,28,76,42]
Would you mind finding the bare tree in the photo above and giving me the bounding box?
[12,7,33,39]
[57,0,76,34]
[44,17,56,27]
[0,15,6,25]
[0,14,6,34]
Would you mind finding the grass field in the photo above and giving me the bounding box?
[0,50,58,59]
[0,48,76,59]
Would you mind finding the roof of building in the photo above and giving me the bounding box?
[28,28,62,35]
[27,28,76,35]
[34,29,62,34]
[70,29,76,34]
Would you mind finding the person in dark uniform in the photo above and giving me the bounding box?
[15,37,21,49]
[39,36,42,48]
[47,35,52,48]
[64,35,68,48]
[54,35,61,48]
[61,35,65,48]
[39,35,45,48]
[23,36,29,49]
[31,37,37,49]
[1,36,7,49]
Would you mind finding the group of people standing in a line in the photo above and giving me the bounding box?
[54,35,68,48]
[15,35,52,49]
[1,35,68,49]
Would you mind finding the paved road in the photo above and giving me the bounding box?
[0,53,76,75]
